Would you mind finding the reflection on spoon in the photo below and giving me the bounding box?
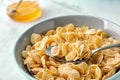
[46,43,120,64]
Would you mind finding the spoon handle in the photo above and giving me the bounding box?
[92,43,120,54]
[16,0,23,9]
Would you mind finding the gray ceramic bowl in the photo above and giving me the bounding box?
[14,15,120,80]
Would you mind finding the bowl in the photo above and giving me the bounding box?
[14,15,120,80]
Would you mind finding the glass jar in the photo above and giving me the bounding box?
[4,0,42,22]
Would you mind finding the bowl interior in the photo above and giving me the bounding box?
[14,15,120,80]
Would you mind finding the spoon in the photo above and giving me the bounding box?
[46,43,120,64]
[7,0,23,15]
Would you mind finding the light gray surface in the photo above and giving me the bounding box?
[0,0,120,80]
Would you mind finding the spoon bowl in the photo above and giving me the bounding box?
[7,0,23,15]
[46,43,120,63]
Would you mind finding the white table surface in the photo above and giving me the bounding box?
[0,0,120,80]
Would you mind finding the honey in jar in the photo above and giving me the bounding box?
[7,1,42,22]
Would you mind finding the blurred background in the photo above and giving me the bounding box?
[0,0,120,80]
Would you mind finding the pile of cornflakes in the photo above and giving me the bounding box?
[22,24,120,80]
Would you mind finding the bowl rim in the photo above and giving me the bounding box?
[14,15,120,80]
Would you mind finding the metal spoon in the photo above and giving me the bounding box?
[7,0,23,15]
[46,43,120,64]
